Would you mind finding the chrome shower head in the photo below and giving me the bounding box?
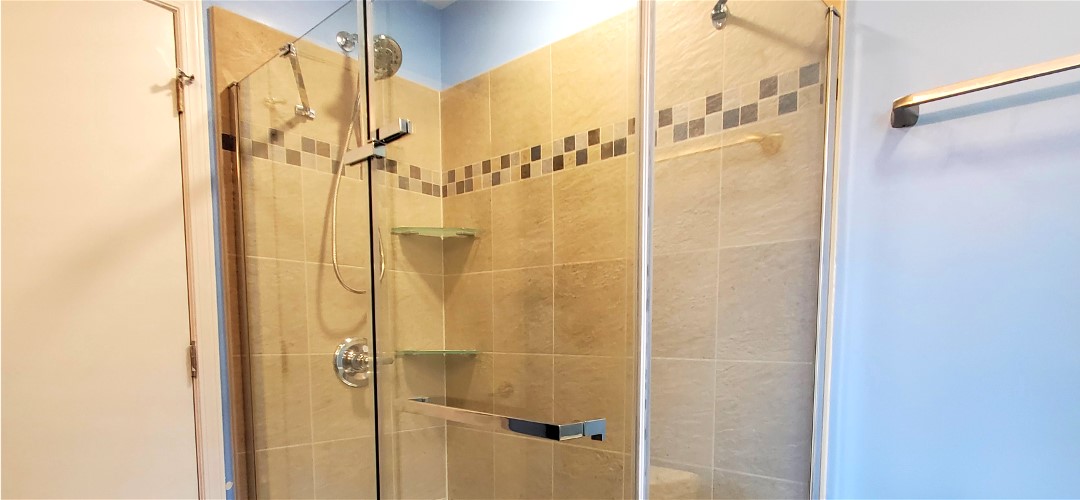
[373,34,402,80]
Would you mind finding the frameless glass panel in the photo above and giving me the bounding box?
[648,0,830,498]
[230,1,380,497]
[366,1,641,498]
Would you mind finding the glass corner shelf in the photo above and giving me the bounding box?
[390,226,478,238]
[397,349,479,357]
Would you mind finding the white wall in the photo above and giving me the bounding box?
[828,1,1080,497]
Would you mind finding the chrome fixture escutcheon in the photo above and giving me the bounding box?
[711,0,728,30]
[334,338,372,387]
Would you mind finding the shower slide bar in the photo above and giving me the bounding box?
[402,397,606,442]
[891,53,1080,128]
[279,43,316,119]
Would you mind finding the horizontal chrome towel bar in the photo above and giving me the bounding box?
[402,397,606,442]
[891,53,1080,128]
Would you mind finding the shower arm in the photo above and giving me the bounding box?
[279,43,316,119]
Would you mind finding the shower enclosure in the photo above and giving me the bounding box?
[217,0,839,498]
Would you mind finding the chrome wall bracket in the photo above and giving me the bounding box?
[711,0,729,30]
[279,43,316,120]
[341,143,387,167]
[340,118,413,166]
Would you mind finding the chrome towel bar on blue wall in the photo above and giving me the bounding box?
[891,53,1080,128]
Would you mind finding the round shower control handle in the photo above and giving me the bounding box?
[334,338,372,388]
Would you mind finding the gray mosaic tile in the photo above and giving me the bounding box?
[760,76,778,99]
[779,92,798,115]
[800,63,820,87]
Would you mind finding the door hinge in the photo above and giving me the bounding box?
[189,340,198,379]
[176,69,195,115]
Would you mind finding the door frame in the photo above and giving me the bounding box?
[148,0,227,497]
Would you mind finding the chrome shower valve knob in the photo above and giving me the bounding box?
[334,337,373,388]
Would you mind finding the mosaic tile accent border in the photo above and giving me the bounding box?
[232,60,824,200]
[370,158,445,198]
[238,124,341,172]
[655,61,825,148]
[443,117,638,198]
[236,124,444,198]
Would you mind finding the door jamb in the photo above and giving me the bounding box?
[147,0,227,497]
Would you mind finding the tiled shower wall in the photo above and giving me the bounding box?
[427,10,641,500]
[648,0,828,498]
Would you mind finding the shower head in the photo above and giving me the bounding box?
[373,34,402,80]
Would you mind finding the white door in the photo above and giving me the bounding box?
[1,1,200,497]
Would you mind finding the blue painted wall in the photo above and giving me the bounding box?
[828,1,1080,497]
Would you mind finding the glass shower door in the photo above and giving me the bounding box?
[229,2,379,497]
[647,0,834,498]
[364,1,642,498]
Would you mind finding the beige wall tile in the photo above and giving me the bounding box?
[255,51,359,145]
[553,445,625,499]
[380,186,445,275]
[653,148,722,255]
[309,354,375,443]
[649,462,713,500]
[444,272,494,351]
[379,77,442,169]
[490,48,554,154]
[447,427,495,500]
[494,434,554,499]
[208,8,293,95]
[255,445,315,499]
[551,13,629,139]
[493,353,554,422]
[718,109,824,247]
[242,160,305,260]
[554,356,625,453]
[250,355,312,450]
[650,359,716,467]
[554,158,627,264]
[245,257,308,354]
[305,263,371,354]
[554,260,627,357]
[652,251,718,359]
[383,270,444,351]
[492,176,554,270]
[446,353,494,413]
[716,240,820,362]
[655,0,726,109]
[312,438,377,500]
[388,356,446,432]
[712,469,804,499]
[713,361,814,482]
[443,189,493,274]
[302,170,370,267]
[394,427,448,499]
[493,266,555,354]
[441,73,492,170]
[722,0,827,89]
